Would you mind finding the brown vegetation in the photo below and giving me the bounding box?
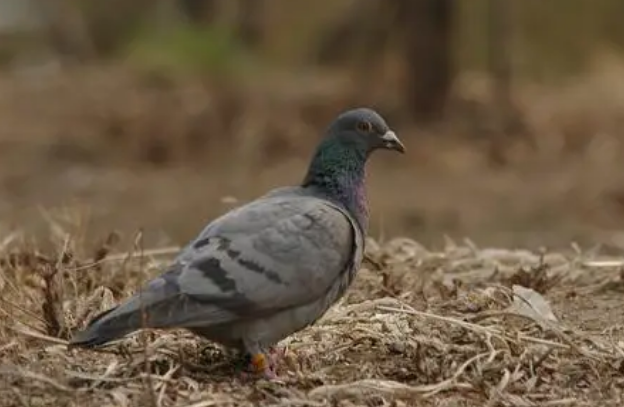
[2,57,624,249]
[2,231,624,406]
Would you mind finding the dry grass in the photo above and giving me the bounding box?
[1,228,624,407]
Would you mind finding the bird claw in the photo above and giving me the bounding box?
[241,347,288,381]
[239,354,278,381]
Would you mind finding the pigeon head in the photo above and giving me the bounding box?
[302,108,404,228]
[326,108,405,156]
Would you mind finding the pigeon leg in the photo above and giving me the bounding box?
[241,339,279,379]
[243,347,289,380]
[249,352,278,380]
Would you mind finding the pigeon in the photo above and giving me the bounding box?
[69,107,405,379]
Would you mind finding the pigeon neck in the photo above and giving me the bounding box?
[302,141,369,230]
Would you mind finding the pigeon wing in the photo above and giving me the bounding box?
[71,193,361,346]
[172,194,361,324]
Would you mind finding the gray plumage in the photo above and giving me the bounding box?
[70,107,405,366]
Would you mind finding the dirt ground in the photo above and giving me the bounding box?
[1,63,624,406]
[1,237,624,406]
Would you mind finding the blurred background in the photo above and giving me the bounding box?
[2,0,624,251]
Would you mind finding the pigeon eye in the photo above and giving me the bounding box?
[356,120,373,133]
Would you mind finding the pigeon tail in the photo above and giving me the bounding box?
[69,306,140,348]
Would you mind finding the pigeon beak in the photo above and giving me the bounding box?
[380,130,406,154]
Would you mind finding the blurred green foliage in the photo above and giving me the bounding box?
[122,22,253,76]
[4,0,624,82]
[110,0,624,82]
[457,0,624,81]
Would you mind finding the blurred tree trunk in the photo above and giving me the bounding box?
[237,0,263,49]
[398,0,455,124]
[315,1,391,66]
[488,0,512,128]
[35,0,95,61]
[486,0,531,166]
[178,0,218,25]
[177,0,263,49]
[80,0,154,56]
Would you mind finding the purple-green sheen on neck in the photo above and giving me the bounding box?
[301,139,370,231]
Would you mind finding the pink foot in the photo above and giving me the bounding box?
[240,351,281,381]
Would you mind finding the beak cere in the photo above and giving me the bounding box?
[380,130,406,153]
